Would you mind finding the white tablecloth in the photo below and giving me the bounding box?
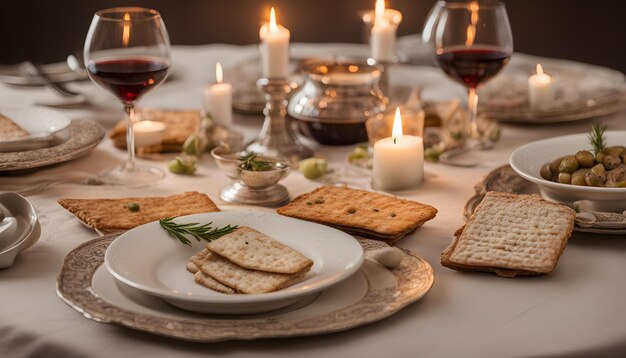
[1,41,625,358]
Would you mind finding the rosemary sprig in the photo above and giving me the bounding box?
[159,217,238,246]
[588,120,607,155]
[238,152,272,171]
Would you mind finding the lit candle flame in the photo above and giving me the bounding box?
[536,63,545,76]
[375,0,389,26]
[465,1,479,47]
[269,7,279,32]
[216,62,223,83]
[392,107,403,144]
[122,12,131,47]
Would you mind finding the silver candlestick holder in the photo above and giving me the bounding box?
[246,78,313,162]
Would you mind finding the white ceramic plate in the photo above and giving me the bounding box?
[105,211,365,314]
[510,131,626,212]
[0,106,71,151]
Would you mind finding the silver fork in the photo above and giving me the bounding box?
[24,62,82,97]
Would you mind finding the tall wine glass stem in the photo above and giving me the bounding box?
[467,87,478,139]
[124,104,136,171]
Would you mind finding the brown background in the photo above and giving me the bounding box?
[1,0,624,73]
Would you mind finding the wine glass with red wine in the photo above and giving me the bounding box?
[424,1,512,165]
[84,7,171,185]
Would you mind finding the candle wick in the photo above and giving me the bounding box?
[394,137,397,144]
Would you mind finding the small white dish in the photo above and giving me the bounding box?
[0,192,40,269]
[510,131,626,212]
[105,211,365,314]
[0,106,71,152]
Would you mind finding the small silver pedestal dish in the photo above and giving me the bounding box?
[287,61,388,145]
[246,78,313,163]
[211,147,291,206]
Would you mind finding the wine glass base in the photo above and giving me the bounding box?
[97,165,164,186]
[439,138,494,167]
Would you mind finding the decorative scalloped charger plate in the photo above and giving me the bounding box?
[0,119,105,172]
[57,234,434,343]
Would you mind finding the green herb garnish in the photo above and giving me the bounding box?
[159,217,238,246]
[239,152,272,171]
[126,203,140,212]
[589,120,607,156]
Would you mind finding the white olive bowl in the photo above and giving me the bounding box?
[510,131,626,212]
[0,192,40,269]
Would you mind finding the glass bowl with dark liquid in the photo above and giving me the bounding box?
[287,61,388,145]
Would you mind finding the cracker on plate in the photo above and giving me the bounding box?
[0,113,28,141]
[276,186,437,245]
[196,251,308,294]
[441,192,575,277]
[206,227,313,274]
[58,191,219,232]
[109,109,201,153]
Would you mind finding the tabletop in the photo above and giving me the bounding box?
[1,40,625,358]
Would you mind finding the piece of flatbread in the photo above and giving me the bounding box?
[196,251,308,294]
[58,191,219,232]
[277,186,437,244]
[206,227,313,274]
[0,113,28,141]
[109,109,201,153]
[441,192,575,277]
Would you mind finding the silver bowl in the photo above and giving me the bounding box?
[211,147,291,206]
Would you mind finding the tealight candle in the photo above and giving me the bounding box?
[259,7,290,79]
[372,107,424,191]
[203,62,233,127]
[133,120,166,148]
[528,64,555,108]
[370,0,398,62]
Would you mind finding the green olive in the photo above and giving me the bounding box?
[602,154,621,170]
[540,164,552,180]
[549,156,565,174]
[168,155,197,175]
[558,172,572,184]
[575,150,595,168]
[585,164,606,186]
[298,158,328,179]
[571,168,590,186]
[590,163,606,177]
[606,146,626,158]
[558,155,579,173]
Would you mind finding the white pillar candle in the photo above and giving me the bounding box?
[259,7,290,79]
[203,62,233,127]
[372,107,424,191]
[133,120,166,148]
[528,64,555,108]
[370,0,398,62]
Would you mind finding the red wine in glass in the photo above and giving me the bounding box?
[87,58,169,104]
[435,47,511,89]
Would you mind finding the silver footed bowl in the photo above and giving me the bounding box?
[237,159,290,188]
